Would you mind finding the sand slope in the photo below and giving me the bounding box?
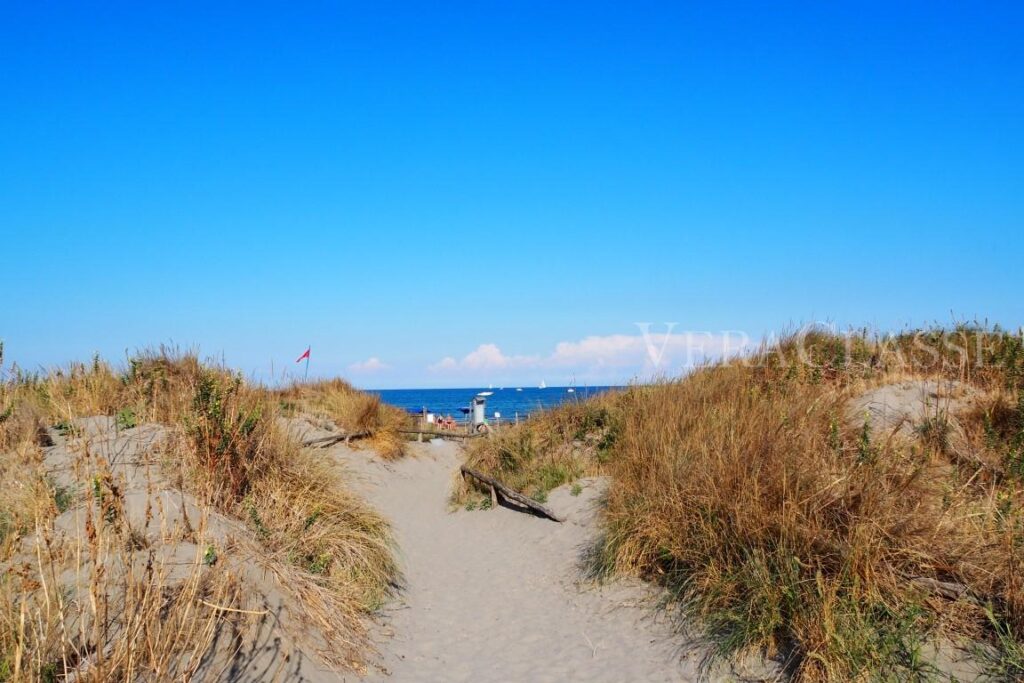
[32,417,344,682]
[324,439,721,683]
[28,416,782,681]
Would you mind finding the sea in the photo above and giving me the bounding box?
[374,386,616,420]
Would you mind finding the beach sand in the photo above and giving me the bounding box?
[320,437,743,683]
[35,416,777,681]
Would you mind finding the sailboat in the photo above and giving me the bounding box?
[538,380,546,389]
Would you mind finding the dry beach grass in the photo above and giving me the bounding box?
[4,327,1022,682]
[0,346,398,680]
[461,326,1024,680]
[276,378,408,460]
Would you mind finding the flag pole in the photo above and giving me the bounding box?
[304,347,310,382]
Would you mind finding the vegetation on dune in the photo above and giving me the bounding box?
[0,344,397,679]
[456,386,630,506]
[461,325,1024,680]
[277,378,409,459]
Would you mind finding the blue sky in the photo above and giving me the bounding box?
[1,2,1021,388]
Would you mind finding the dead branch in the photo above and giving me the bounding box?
[301,431,372,448]
[460,466,564,522]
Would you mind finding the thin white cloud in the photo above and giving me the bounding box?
[463,343,539,370]
[429,356,459,371]
[429,344,539,372]
[462,343,510,369]
[549,334,644,368]
[348,357,390,373]
[429,331,754,379]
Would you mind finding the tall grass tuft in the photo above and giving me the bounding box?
[283,378,409,459]
[0,345,398,677]
[460,326,1024,679]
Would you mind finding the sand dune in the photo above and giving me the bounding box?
[319,437,754,683]
[26,415,773,681]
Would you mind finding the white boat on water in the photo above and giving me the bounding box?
[567,388,575,393]
[515,388,523,392]
[539,381,546,389]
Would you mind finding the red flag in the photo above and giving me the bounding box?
[295,347,310,363]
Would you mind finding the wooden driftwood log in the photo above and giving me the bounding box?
[398,429,486,440]
[301,431,371,448]
[908,576,978,604]
[460,466,564,522]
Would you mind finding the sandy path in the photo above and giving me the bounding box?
[328,440,705,683]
